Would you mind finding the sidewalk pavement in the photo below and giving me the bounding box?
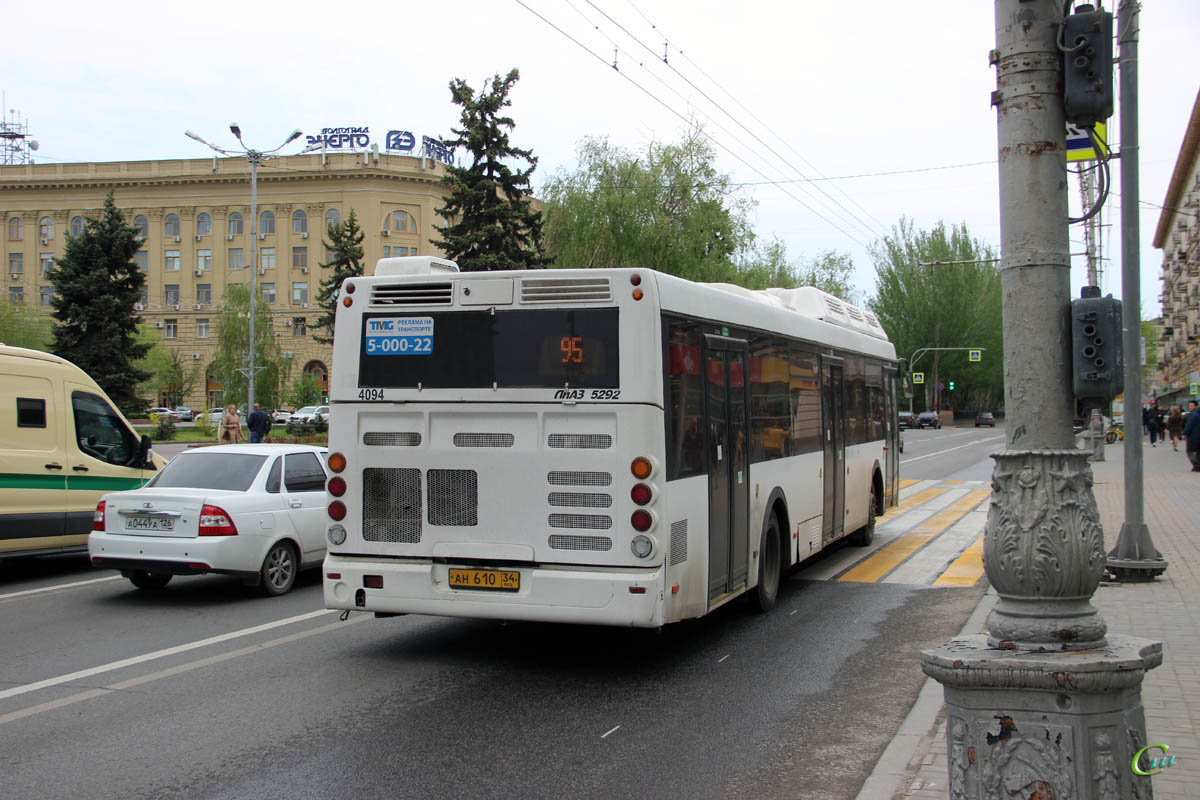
[860,437,1200,800]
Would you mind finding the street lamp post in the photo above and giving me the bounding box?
[185,124,302,411]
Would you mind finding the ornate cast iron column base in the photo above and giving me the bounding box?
[984,450,1109,651]
[922,634,1161,800]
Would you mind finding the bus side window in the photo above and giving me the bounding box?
[665,319,705,480]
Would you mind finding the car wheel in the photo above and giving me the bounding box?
[849,488,877,547]
[260,541,298,596]
[749,514,782,612]
[128,571,172,590]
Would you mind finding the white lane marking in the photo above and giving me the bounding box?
[0,575,122,601]
[901,435,1005,464]
[601,725,621,739]
[0,615,371,725]
[0,608,333,702]
[717,654,730,663]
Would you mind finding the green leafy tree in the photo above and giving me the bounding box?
[0,300,54,350]
[285,371,324,410]
[869,218,1002,412]
[136,334,201,407]
[313,209,365,345]
[1141,318,1160,381]
[736,239,856,299]
[209,284,289,411]
[432,68,549,271]
[542,132,754,283]
[46,192,150,413]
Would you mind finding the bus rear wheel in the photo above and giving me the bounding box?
[849,488,877,547]
[750,514,782,612]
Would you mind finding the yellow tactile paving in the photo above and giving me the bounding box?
[934,533,986,587]
[879,487,947,522]
[899,479,921,488]
[838,489,991,583]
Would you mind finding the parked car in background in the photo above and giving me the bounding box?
[173,407,193,422]
[975,411,996,427]
[272,409,292,424]
[147,407,179,421]
[89,444,330,596]
[898,410,915,429]
[289,406,329,424]
[917,411,941,429]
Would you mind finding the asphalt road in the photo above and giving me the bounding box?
[0,425,1003,800]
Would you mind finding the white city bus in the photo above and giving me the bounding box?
[323,257,901,627]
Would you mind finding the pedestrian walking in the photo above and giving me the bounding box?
[247,402,271,444]
[1186,400,1200,472]
[1149,402,1162,446]
[218,404,242,445]
[1168,406,1185,452]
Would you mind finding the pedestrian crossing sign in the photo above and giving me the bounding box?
[969,349,982,362]
[1066,121,1108,163]
[1191,382,1198,396]
[912,372,925,384]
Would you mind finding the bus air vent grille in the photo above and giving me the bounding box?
[548,534,613,551]
[548,513,613,530]
[453,433,514,448]
[363,467,422,543]
[370,282,453,305]
[520,277,611,303]
[548,433,612,449]
[670,520,688,565]
[548,492,612,508]
[428,469,478,526]
[363,432,422,446]
[547,471,612,486]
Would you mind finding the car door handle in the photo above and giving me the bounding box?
[289,500,303,508]
[45,463,63,470]
[73,465,90,472]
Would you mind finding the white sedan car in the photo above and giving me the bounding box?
[89,444,330,596]
[288,405,329,424]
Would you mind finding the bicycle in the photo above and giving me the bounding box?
[1105,422,1125,444]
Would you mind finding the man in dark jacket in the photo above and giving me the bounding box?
[1184,400,1200,472]
[247,403,271,444]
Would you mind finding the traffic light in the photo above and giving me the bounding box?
[948,380,955,391]
[1062,4,1114,127]
[1071,289,1123,408]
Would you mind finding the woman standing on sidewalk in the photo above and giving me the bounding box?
[1168,405,1185,451]
[218,404,242,445]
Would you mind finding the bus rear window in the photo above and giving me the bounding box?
[357,308,619,388]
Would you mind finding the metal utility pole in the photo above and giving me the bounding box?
[1106,0,1167,581]
[185,125,302,411]
[921,3,1159,796]
[1078,168,1107,460]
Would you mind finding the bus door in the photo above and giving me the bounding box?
[821,357,845,545]
[883,368,900,507]
[704,335,750,603]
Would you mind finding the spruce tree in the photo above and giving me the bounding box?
[47,192,150,413]
[313,209,365,345]
[432,68,549,271]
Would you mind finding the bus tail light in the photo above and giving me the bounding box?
[631,457,653,480]
[93,501,106,531]
[328,501,347,521]
[630,483,652,506]
[328,452,347,473]
[631,510,653,532]
[631,535,654,558]
[328,476,346,497]
[198,505,238,536]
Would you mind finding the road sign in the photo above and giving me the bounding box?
[969,349,982,362]
[938,382,945,391]
[912,372,925,385]
[1066,121,1108,163]
[1191,382,1198,396]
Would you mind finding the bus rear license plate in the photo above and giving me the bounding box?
[448,568,520,592]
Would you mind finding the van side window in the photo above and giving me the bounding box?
[17,398,47,428]
[71,391,138,466]
[284,452,326,492]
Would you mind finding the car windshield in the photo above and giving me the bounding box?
[296,406,317,414]
[145,452,268,491]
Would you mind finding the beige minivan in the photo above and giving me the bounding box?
[0,344,164,558]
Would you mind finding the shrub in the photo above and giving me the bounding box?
[194,412,216,438]
[152,415,178,441]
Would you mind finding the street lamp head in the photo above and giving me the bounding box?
[230,122,243,141]
[284,129,303,145]
[184,130,205,143]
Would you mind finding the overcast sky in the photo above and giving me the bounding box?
[5,0,1198,318]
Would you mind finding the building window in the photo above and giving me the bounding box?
[229,213,244,236]
[165,250,181,271]
[40,286,53,307]
[40,254,54,277]
[70,216,85,237]
[325,208,340,230]
[386,210,412,232]
[164,319,178,339]
[197,213,212,235]
[292,282,308,305]
[165,284,180,306]
[197,284,212,305]
[133,215,148,238]
[134,251,148,272]
[165,214,180,238]
[293,247,307,268]
[197,249,212,271]
[261,283,276,304]
[39,217,54,240]
[293,210,307,234]
[138,286,148,306]
[7,217,21,240]
[228,248,244,270]
[9,286,23,304]
[197,319,210,338]
[260,211,275,235]
[384,246,415,257]
[8,253,22,275]
[293,317,307,336]
[260,247,276,270]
